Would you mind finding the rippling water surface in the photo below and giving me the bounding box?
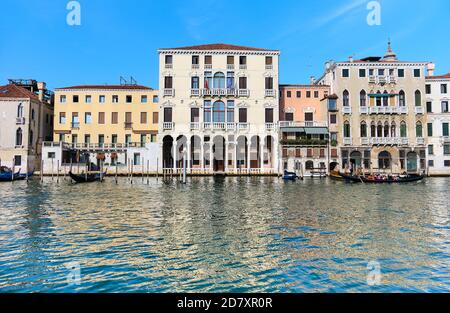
[0,177,449,292]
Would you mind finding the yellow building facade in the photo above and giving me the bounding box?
[53,85,159,146]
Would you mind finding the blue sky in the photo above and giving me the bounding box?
[1,0,449,90]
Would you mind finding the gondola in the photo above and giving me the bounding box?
[15,171,34,181]
[69,171,106,183]
[0,167,21,182]
[282,170,298,181]
[329,170,345,181]
[339,172,425,183]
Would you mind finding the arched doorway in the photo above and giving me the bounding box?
[250,135,260,169]
[236,136,248,170]
[190,135,201,169]
[350,151,362,168]
[213,136,225,172]
[378,151,392,170]
[407,152,418,172]
[162,136,174,169]
[176,135,188,169]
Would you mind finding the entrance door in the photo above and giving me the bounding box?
[213,138,225,172]
[407,152,418,172]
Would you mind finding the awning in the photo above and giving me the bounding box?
[280,127,305,133]
[368,94,397,97]
[304,127,329,135]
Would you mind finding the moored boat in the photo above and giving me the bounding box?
[282,170,298,181]
[69,171,107,183]
[339,172,425,183]
[0,166,21,182]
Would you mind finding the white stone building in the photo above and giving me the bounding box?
[157,44,280,174]
[425,71,450,175]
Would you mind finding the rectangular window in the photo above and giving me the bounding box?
[112,95,119,103]
[152,112,159,124]
[72,134,78,144]
[286,91,291,98]
[85,134,91,144]
[414,69,421,77]
[204,55,212,66]
[427,101,432,113]
[239,108,247,123]
[342,69,349,77]
[140,134,147,145]
[305,112,313,122]
[239,56,247,65]
[125,135,131,144]
[48,152,56,159]
[444,145,450,155]
[265,77,273,89]
[165,55,173,65]
[111,112,118,124]
[285,113,294,121]
[191,108,200,123]
[140,112,147,124]
[60,95,66,103]
[265,56,273,65]
[428,144,434,155]
[425,84,431,94]
[427,123,433,137]
[239,77,247,89]
[153,95,159,103]
[306,91,311,98]
[134,153,141,165]
[398,69,405,77]
[85,112,92,124]
[164,107,172,123]
[265,108,274,123]
[296,91,301,98]
[141,95,148,103]
[126,95,132,103]
[330,114,337,124]
[378,69,385,76]
[164,76,173,89]
[99,95,105,103]
[111,134,117,144]
[428,160,434,167]
[441,84,448,94]
[445,160,450,167]
[191,76,199,89]
[192,55,199,65]
[59,112,66,124]
[14,155,21,166]
[204,101,211,123]
[73,95,79,103]
[98,112,105,124]
[85,95,92,103]
[443,123,449,136]
[125,112,132,123]
[151,134,157,142]
[227,101,234,123]
[442,101,449,113]
[359,69,366,77]
[227,56,234,65]
[314,91,319,98]
[98,135,105,144]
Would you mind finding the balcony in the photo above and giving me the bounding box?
[370,137,409,146]
[415,106,424,114]
[237,123,249,130]
[191,89,200,97]
[163,122,174,130]
[16,117,25,125]
[124,122,133,130]
[265,123,275,131]
[226,122,235,131]
[343,138,352,145]
[204,64,212,70]
[265,64,273,70]
[442,136,450,143]
[164,64,173,69]
[227,64,235,70]
[164,89,174,97]
[342,106,352,114]
[237,89,250,97]
[279,121,327,128]
[212,122,226,130]
[265,89,276,97]
[191,64,199,69]
[71,122,80,129]
[190,122,200,130]
[369,76,376,84]
[360,106,368,114]
[368,106,407,114]
[416,137,425,145]
[360,138,370,145]
[388,76,397,84]
[239,64,247,70]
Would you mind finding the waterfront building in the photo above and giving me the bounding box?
[279,84,330,176]
[43,84,159,173]
[425,70,450,175]
[0,80,53,173]
[157,43,280,174]
[317,42,431,174]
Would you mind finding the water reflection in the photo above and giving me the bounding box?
[0,177,448,292]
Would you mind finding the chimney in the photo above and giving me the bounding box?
[37,82,46,102]
[310,76,316,85]
[348,56,354,63]
[427,63,435,77]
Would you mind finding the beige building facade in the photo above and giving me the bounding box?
[158,44,280,174]
[317,43,431,174]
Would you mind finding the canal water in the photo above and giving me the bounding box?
[0,177,448,292]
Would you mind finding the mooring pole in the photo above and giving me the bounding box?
[11,158,15,182]
[147,159,150,185]
[57,160,60,183]
[41,159,44,183]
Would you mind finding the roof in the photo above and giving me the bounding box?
[55,85,153,91]
[426,73,450,79]
[0,84,39,101]
[280,84,330,88]
[159,43,277,52]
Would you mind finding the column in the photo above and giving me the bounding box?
[260,142,265,173]
[172,141,177,173]
[234,142,238,173]
[200,139,204,170]
[247,141,251,172]
[187,142,191,173]
[209,143,213,173]
[224,140,228,173]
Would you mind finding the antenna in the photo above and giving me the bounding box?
[130,76,137,86]
[120,76,128,85]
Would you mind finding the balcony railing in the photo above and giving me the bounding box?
[226,122,235,130]
[279,121,327,128]
[227,64,235,70]
[265,123,275,131]
[239,64,247,70]
[191,89,200,97]
[265,89,276,97]
[213,122,226,130]
[265,64,273,70]
[164,64,173,69]
[415,106,424,114]
[237,89,250,97]
[368,106,408,114]
[164,89,174,97]
[200,88,237,97]
[124,122,133,130]
[237,123,249,130]
[416,137,425,145]
[204,64,212,69]
[370,137,409,145]
[190,122,200,130]
[360,106,368,114]
[343,138,352,145]
[442,136,450,143]
[369,76,397,84]
[16,117,25,125]
[191,64,199,69]
[369,76,376,83]
[163,122,174,130]
[342,106,352,114]
[361,138,370,145]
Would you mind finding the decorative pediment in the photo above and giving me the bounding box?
[161,100,175,107]
[237,101,248,107]
[303,106,315,113]
[264,102,276,108]
[236,71,247,77]
[189,101,200,107]
[284,107,295,113]
[263,72,273,78]
[161,70,174,77]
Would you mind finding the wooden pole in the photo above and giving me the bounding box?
[130,159,133,184]
[115,160,118,184]
[147,159,150,185]
[12,158,15,182]
[51,158,54,181]
[156,157,159,180]
[41,159,44,183]
[57,160,60,183]
[142,157,144,183]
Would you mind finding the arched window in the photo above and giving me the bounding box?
[416,121,423,137]
[378,151,392,169]
[399,90,405,106]
[371,122,376,137]
[343,90,349,107]
[213,72,225,89]
[360,90,366,107]
[391,122,396,137]
[212,101,225,122]
[400,121,407,137]
[376,91,382,107]
[360,121,367,137]
[16,128,23,146]
[415,90,421,107]
[377,122,383,137]
[17,103,23,118]
[343,121,351,137]
[384,122,390,137]
[383,90,389,106]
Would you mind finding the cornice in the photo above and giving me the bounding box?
[158,49,279,56]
